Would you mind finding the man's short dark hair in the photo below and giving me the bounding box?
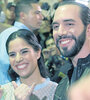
[7,2,16,10]
[58,1,90,26]
[15,0,39,20]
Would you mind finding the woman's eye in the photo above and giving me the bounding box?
[21,50,29,54]
[9,53,16,57]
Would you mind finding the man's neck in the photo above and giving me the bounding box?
[5,19,14,25]
[72,42,90,67]
[19,19,33,32]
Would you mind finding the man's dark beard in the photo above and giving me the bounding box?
[56,28,86,57]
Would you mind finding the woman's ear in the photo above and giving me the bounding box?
[36,49,41,60]
[86,24,90,38]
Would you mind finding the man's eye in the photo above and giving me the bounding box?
[66,23,74,26]
[35,11,40,14]
[52,25,59,30]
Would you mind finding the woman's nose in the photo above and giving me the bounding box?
[15,53,23,62]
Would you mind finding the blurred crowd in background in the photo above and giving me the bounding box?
[0,0,90,83]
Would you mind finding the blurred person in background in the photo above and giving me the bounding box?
[4,2,16,25]
[0,6,6,23]
[42,36,60,81]
[0,5,11,33]
[45,35,58,56]
[43,35,71,83]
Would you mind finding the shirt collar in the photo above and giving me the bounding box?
[14,21,30,31]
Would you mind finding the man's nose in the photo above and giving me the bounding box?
[40,13,44,20]
[58,25,67,36]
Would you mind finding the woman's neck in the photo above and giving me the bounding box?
[20,67,46,86]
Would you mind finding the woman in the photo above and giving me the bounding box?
[0,29,57,100]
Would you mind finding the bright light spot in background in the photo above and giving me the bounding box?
[76,0,89,6]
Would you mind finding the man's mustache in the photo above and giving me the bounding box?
[56,35,76,46]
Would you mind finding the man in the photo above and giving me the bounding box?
[52,1,90,100]
[45,36,58,56]
[0,0,44,85]
[4,2,16,25]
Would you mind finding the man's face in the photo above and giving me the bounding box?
[6,6,15,20]
[53,5,86,57]
[46,38,57,56]
[23,3,44,31]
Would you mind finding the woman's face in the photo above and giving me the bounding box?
[8,37,41,79]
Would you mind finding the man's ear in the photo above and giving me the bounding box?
[86,24,90,38]
[20,12,25,20]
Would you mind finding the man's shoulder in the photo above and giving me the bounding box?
[53,76,69,100]
[0,23,11,33]
[0,26,19,42]
[0,26,18,36]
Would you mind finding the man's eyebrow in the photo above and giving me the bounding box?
[52,19,76,27]
[63,19,76,22]
[52,22,59,28]
[52,19,75,25]
[52,22,59,25]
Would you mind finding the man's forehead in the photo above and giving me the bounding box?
[53,4,81,22]
[9,6,15,11]
[31,3,41,11]
[55,4,80,15]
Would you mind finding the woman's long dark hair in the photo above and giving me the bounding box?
[6,29,49,81]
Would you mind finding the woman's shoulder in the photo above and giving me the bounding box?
[46,78,58,86]
[1,82,14,90]
[1,82,15,100]
[42,78,58,91]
